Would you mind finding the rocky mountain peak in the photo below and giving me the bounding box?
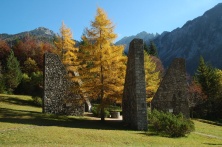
[32,27,55,36]
[0,27,56,42]
[153,3,222,74]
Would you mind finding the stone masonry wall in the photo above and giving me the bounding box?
[43,53,84,116]
[122,39,148,131]
[151,58,190,118]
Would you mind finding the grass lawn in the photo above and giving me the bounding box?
[0,94,222,146]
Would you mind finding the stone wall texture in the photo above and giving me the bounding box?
[151,58,190,118]
[43,53,84,116]
[122,38,148,131]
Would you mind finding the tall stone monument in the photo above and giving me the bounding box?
[43,53,84,116]
[122,38,148,131]
[151,58,190,118]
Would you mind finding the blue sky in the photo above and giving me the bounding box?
[1,0,222,41]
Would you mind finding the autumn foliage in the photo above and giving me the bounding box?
[13,36,54,70]
[78,8,126,121]
[0,34,54,96]
[144,51,160,103]
[0,39,10,65]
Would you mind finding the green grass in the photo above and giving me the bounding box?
[1,94,222,146]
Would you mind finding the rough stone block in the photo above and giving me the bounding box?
[43,53,84,116]
[122,38,148,131]
[151,58,190,118]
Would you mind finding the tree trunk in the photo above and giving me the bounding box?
[100,62,105,122]
[100,106,105,121]
[99,30,105,122]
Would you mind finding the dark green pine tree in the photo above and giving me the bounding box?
[195,56,209,94]
[5,50,22,93]
[195,56,220,98]
[194,56,222,119]
[144,42,149,53]
[148,41,158,57]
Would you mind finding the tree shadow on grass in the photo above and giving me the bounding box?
[203,143,222,146]
[0,96,40,108]
[195,119,222,126]
[135,125,158,136]
[137,125,190,139]
[0,107,126,131]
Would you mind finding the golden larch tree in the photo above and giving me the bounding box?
[79,7,126,121]
[54,22,78,63]
[54,22,79,79]
[54,22,81,104]
[144,51,160,103]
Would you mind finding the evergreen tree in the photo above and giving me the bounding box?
[5,50,22,93]
[144,43,149,53]
[195,56,220,98]
[148,41,158,57]
[215,69,222,118]
[80,7,126,121]
[194,56,222,119]
[195,56,209,94]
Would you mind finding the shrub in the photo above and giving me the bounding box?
[91,105,99,117]
[148,109,195,137]
[108,105,122,112]
[91,104,110,118]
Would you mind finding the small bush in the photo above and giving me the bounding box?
[91,105,99,116]
[91,104,110,118]
[149,109,195,137]
[108,105,121,112]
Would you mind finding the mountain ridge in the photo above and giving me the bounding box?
[153,2,222,74]
[0,27,56,42]
[116,3,222,75]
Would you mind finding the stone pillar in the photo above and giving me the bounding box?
[151,58,190,118]
[43,53,68,114]
[43,53,84,116]
[122,38,148,131]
